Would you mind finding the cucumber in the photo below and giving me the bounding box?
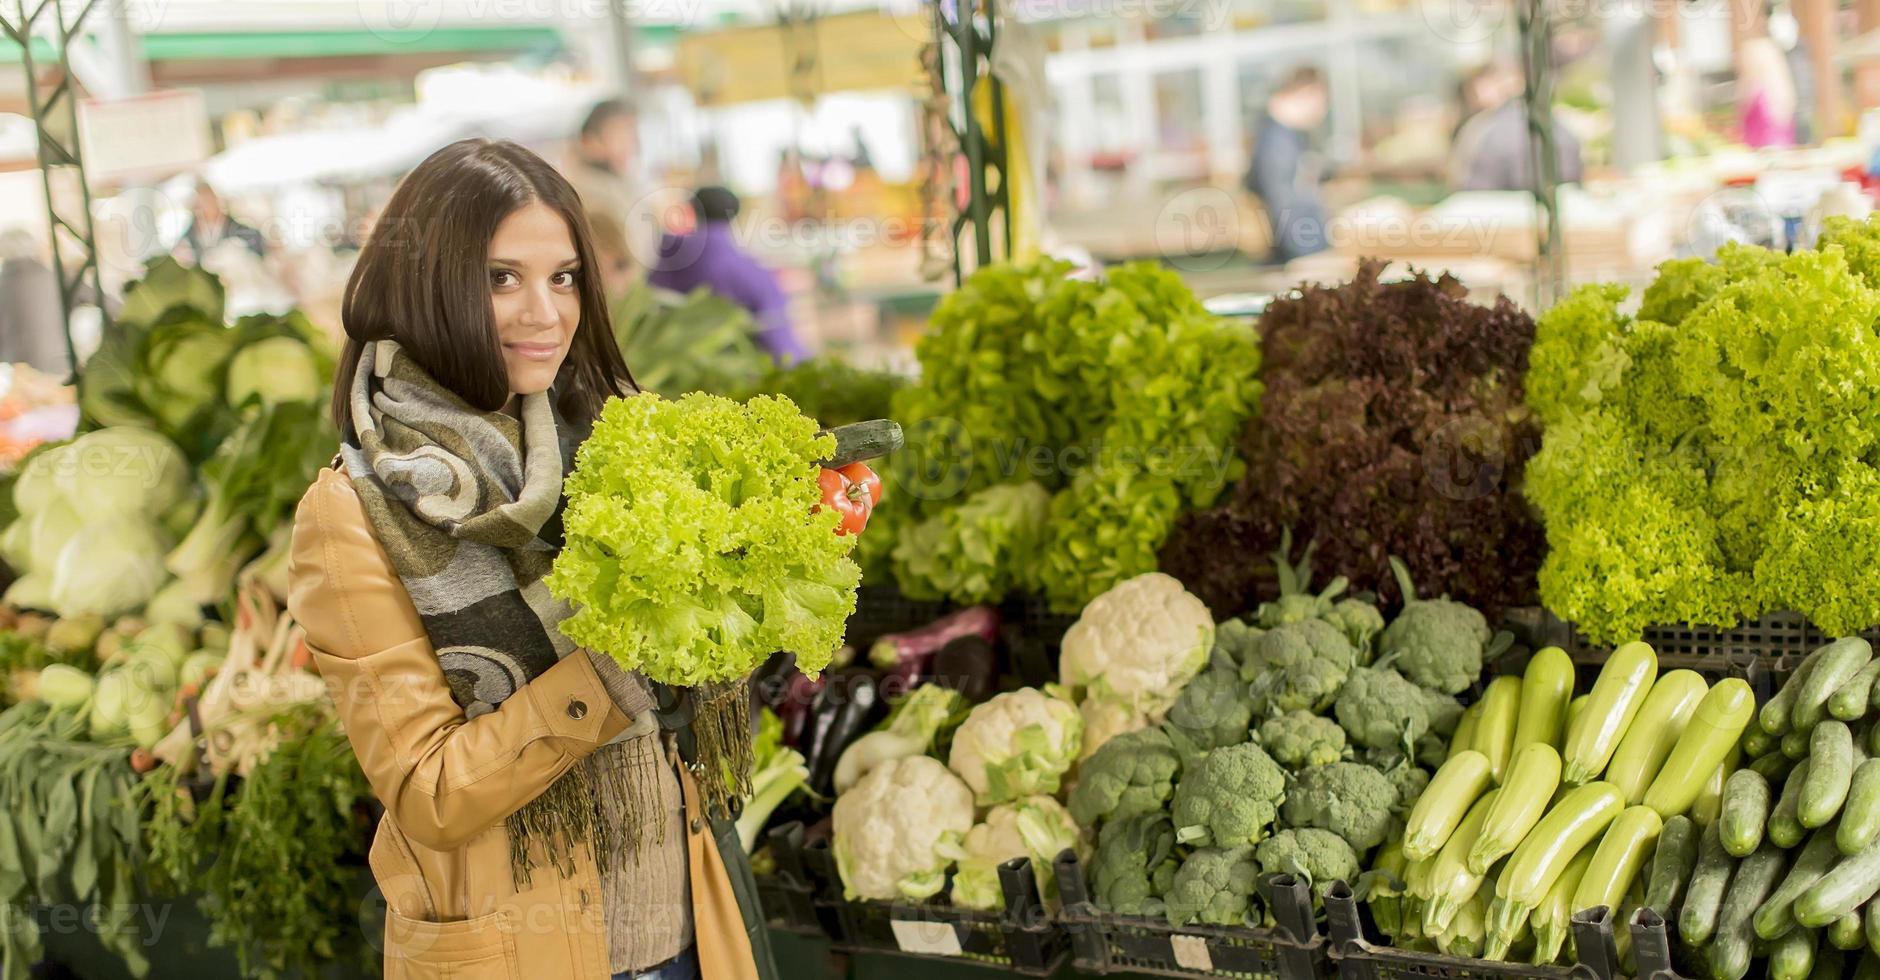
[1835,912,1869,951]
[1835,659,1880,722]
[1769,926,1817,980]
[1791,730,1817,759]
[1513,646,1575,754]
[1710,841,1790,980]
[1868,898,1880,954]
[1757,750,1802,784]
[1796,638,1877,735]
[1563,641,1657,786]
[1806,720,1859,829]
[1722,769,1774,857]
[1855,946,1880,980]
[1775,759,1816,849]
[818,420,905,467]
[1797,836,1880,928]
[1767,652,1820,737]
[1745,726,1776,759]
[1645,678,1757,819]
[1758,829,1845,940]
[1855,760,1880,856]
[1646,814,1700,919]
[1870,719,1880,759]
[1679,821,1734,946]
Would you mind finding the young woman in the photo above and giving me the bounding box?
[285,139,766,980]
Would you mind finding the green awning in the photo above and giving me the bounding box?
[0,26,568,64]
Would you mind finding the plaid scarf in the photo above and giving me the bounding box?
[342,339,662,888]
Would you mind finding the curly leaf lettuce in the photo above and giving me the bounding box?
[549,393,860,684]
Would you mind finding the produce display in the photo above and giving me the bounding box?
[1527,220,1880,641]
[1160,259,1544,620]
[878,260,1262,612]
[610,284,774,400]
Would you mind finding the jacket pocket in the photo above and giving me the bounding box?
[382,906,519,980]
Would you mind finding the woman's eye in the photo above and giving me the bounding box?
[490,269,518,288]
[552,271,578,288]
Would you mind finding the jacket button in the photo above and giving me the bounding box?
[690,816,703,834]
[567,699,588,720]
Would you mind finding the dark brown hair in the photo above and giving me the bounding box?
[333,138,634,444]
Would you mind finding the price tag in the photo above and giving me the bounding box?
[891,918,963,956]
[1171,934,1215,972]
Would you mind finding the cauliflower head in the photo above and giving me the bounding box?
[948,687,1084,804]
[1171,741,1286,848]
[1090,811,1179,917]
[1077,696,1153,762]
[1241,619,1358,714]
[1166,665,1254,755]
[832,755,976,901]
[949,795,1085,911]
[1279,761,1398,851]
[1067,726,1182,828]
[1061,572,1214,713]
[1255,710,1348,769]
[1164,846,1261,927]
[1376,557,1492,695]
[1334,666,1461,752]
[1255,828,1360,899]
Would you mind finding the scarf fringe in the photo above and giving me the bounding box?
[690,677,755,823]
[505,736,668,891]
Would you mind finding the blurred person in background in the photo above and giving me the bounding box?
[178,181,266,264]
[1448,59,1585,192]
[0,229,69,375]
[1738,36,1799,148]
[585,209,639,300]
[1244,66,1331,263]
[566,99,657,269]
[647,187,808,364]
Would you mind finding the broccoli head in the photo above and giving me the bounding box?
[1241,618,1358,714]
[1376,557,1493,695]
[1164,846,1261,927]
[1255,533,1348,629]
[1280,761,1399,851]
[1255,828,1361,900]
[1166,666,1254,755]
[1323,597,1386,662]
[1067,727,1182,828]
[1335,666,1457,752]
[1171,741,1286,848]
[1090,811,1179,917]
[1210,618,1266,674]
[1362,745,1434,813]
[1255,710,1348,769]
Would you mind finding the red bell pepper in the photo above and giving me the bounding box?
[816,463,880,535]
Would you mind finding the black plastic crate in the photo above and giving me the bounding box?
[1506,607,1880,671]
[752,822,841,938]
[1053,850,1331,979]
[802,837,1069,975]
[1001,594,1081,688]
[1321,881,1623,980]
[845,584,951,653]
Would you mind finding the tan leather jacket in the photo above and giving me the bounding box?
[287,467,760,980]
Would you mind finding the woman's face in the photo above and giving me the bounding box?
[489,202,582,397]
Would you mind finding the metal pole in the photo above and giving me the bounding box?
[1519,0,1564,307]
[607,0,639,107]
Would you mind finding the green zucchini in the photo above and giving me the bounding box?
[1775,759,1816,849]
[1711,841,1790,980]
[1836,660,1880,722]
[1770,927,1817,980]
[1835,912,1869,951]
[1758,830,1846,940]
[1721,769,1773,857]
[1796,638,1877,735]
[1842,760,1880,856]
[1680,821,1735,946]
[1645,813,1699,918]
[1805,721,1858,828]
[817,420,905,467]
[1797,836,1880,928]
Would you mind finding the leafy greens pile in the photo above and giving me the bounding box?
[880,260,1261,611]
[1159,259,1544,618]
[548,392,861,684]
[1526,222,1880,641]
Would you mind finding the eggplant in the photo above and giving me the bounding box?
[803,668,884,794]
[930,635,999,703]
[869,606,1000,689]
[778,670,825,748]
